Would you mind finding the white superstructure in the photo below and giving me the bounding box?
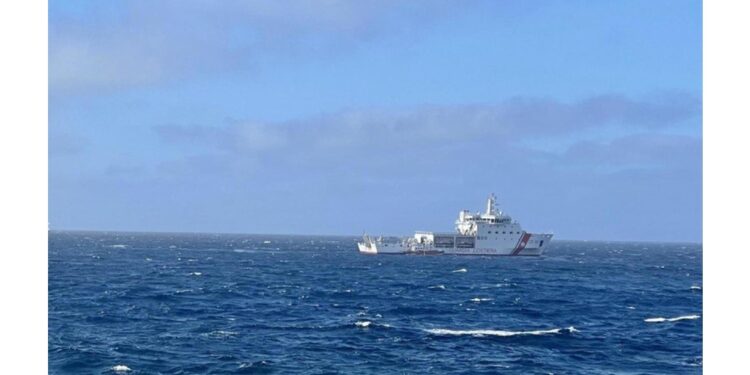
[358,194,553,256]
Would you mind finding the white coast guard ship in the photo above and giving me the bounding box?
[358,194,552,256]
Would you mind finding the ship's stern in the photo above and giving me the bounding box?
[358,240,378,254]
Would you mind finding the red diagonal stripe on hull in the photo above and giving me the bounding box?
[512,233,532,256]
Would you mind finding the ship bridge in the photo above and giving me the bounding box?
[455,194,521,236]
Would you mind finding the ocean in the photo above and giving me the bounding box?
[49,231,702,374]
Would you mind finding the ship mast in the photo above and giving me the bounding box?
[486,193,496,215]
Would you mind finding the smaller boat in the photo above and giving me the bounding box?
[357,235,409,255]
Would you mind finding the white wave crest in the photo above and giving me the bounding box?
[470,297,492,303]
[111,365,131,372]
[690,285,702,290]
[644,315,701,323]
[109,244,127,249]
[429,285,446,290]
[355,321,372,328]
[190,272,202,276]
[203,330,238,338]
[425,326,577,337]
[452,268,467,273]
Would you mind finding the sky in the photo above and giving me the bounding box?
[49,0,702,242]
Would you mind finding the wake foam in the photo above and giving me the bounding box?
[644,315,701,323]
[425,326,578,337]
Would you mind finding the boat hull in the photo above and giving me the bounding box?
[442,233,552,256]
[359,233,552,256]
[357,241,408,255]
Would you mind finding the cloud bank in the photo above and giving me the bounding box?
[49,0,458,93]
[154,93,701,166]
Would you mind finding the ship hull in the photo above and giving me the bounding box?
[360,232,552,256]
[357,241,408,255]
[443,246,544,256]
[417,232,552,256]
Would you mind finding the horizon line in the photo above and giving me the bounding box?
[48,228,703,245]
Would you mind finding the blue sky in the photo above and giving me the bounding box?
[49,0,702,242]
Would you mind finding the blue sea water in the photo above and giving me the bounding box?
[49,231,702,374]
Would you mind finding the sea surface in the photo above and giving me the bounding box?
[49,231,702,374]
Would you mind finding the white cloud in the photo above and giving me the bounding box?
[48,0,458,93]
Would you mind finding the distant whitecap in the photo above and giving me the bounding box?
[111,365,131,372]
[355,321,372,328]
[470,297,492,303]
[425,326,577,337]
[644,315,700,323]
[452,268,467,273]
[203,330,238,338]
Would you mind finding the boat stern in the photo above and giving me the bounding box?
[358,241,378,254]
